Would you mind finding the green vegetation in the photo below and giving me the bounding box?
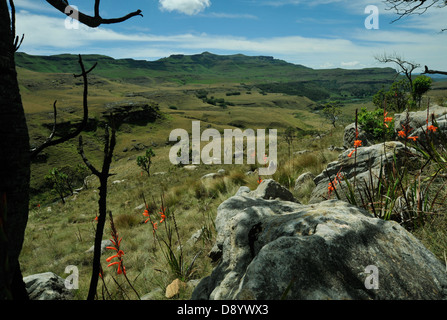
[137,148,155,177]
[357,107,394,141]
[16,51,447,300]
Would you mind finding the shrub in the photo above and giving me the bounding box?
[357,107,394,141]
[136,148,155,176]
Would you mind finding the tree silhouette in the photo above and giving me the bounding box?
[0,0,142,300]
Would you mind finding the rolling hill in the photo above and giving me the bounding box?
[15,51,396,100]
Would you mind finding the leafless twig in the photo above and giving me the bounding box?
[46,0,142,28]
[30,55,96,160]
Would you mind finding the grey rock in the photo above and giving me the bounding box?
[192,194,447,300]
[294,150,310,155]
[294,172,315,192]
[343,123,374,149]
[248,179,297,203]
[394,105,447,133]
[24,272,73,300]
[235,186,251,196]
[85,239,113,255]
[141,287,164,300]
[309,141,417,204]
[201,173,220,180]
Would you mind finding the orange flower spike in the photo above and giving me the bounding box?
[143,209,151,224]
[384,112,393,128]
[428,125,438,133]
[398,130,406,138]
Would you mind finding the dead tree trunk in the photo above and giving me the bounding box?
[78,123,116,300]
[0,0,30,300]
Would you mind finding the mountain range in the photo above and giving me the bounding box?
[15,51,396,101]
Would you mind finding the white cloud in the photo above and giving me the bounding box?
[204,12,258,20]
[341,61,360,67]
[14,7,447,71]
[159,0,211,15]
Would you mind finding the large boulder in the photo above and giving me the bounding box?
[23,272,73,300]
[191,184,447,300]
[394,105,447,133]
[309,141,417,204]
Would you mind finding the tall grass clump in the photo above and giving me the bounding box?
[330,106,447,232]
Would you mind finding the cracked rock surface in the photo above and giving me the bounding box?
[192,179,447,300]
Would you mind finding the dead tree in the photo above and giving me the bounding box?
[30,55,96,160]
[0,0,142,300]
[375,53,420,91]
[78,123,116,300]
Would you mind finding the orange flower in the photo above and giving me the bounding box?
[383,111,393,128]
[106,249,124,263]
[408,136,418,142]
[353,140,362,148]
[257,178,263,184]
[347,150,355,158]
[159,206,166,224]
[398,130,406,138]
[143,208,150,224]
[428,125,438,133]
[106,213,126,275]
[327,169,343,196]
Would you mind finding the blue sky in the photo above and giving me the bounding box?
[13,0,447,70]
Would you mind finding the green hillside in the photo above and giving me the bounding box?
[15,51,396,99]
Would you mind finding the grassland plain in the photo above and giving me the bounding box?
[17,52,447,300]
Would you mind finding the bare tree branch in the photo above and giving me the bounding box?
[78,123,117,300]
[30,55,96,160]
[423,65,447,76]
[8,0,24,51]
[384,0,447,29]
[46,0,142,28]
[375,52,420,89]
[77,136,101,177]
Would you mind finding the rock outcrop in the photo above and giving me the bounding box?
[23,272,73,300]
[192,181,447,300]
[308,141,418,204]
[343,123,374,149]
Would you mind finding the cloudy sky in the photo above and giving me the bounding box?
[13,0,447,70]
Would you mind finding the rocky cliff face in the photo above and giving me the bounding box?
[192,180,447,300]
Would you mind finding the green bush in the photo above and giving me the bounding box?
[357,107,394,141]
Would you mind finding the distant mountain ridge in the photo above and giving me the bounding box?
[15,51,397,100]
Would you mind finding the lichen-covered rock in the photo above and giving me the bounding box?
[192,182,447,300]
[309,141,418,204]
[23,272,73,300]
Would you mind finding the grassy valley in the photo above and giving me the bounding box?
[16,51,447,300]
